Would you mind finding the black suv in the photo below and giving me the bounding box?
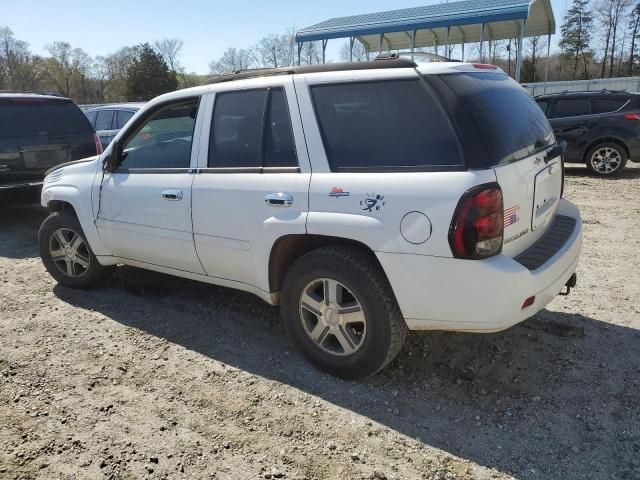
[535,90,640,176]
[0,92,100,191]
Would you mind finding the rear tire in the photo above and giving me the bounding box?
[38,211,115,289]
[585,142,627,177]
[280,246,407,379]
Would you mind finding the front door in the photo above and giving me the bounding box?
[548,97,593,163]
[191,83,311,291]
[96,97,205,274]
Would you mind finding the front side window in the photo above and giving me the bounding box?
[310,79,462,171]
[116,110,135,129]
[536,100,549,116]
[118,98,199,170]
[85,110,97,126]
[209,87,297,168]
[551,98,590,118]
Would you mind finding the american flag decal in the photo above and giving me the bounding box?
[503,205,520,227]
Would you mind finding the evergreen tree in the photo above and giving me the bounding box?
[125,43,177,101]
[559,0,594,79]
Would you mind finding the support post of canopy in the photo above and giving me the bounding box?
[445,26,450,59]
[322,39,328,64]
[349,36,355,62]
[410,29,416,61]
[297,42,303,66]
[515,19,525,82]
[379,34,384,54]
[458,26,465,61]
[479,22,485,62]
[543,30,551,93]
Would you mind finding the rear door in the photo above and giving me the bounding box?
[191,79,311,291]
[437,71,562,257]
[547,97,593,162]
[0,98,96,185]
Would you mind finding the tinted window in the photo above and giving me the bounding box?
[116,110,135,129]
[264,89,297,167]
[95,110,114,131]
[85,110,97,126]
[591,97,627,114]
[441,72,554,165]
[552,98,590,118]
[210,90,266,168]
[311,80,462,170]
[536,100,549,116]
[0,100,93,137]
[119,99,199,169]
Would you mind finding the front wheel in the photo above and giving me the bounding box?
[280,246,407,379]
[38,211,115,289]
[586,143,628,177]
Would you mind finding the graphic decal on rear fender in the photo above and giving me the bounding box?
[328,187,350,198]
[360,194,386,212]
[504,205,520,227]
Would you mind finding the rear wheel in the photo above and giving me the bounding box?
[281,246,407,379]
[38,211,115,289]
[586,143,627,177]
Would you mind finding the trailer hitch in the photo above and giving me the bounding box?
[560,273,577,296]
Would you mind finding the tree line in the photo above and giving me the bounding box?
[3,2,640,105]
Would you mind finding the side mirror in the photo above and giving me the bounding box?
[102,141,120,173]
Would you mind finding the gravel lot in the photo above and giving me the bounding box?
[1,165,639,480]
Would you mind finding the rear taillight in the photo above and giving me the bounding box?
[623,113,640,120]
[93,133,103,155]
[449,184,504,259]
[472,63,498,70]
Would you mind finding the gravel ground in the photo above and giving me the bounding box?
[0,165,639,480]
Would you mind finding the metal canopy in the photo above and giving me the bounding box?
[296,0,555,47]
[295,0,555,82]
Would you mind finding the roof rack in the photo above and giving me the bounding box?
[0,89,65,97]
[201,56,416,86]
[394,51,460,63]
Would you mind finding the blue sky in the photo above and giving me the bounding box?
[4,0,568,74]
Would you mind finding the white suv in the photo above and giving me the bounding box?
[38,58,583,378]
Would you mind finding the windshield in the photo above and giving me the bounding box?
[440,72,554,166]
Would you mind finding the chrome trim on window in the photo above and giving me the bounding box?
[198,166,300,174]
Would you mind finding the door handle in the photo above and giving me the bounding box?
[162,189,183,201]
[265,192,293,207]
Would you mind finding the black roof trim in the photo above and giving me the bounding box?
[534,89,635,99]
[201,57,417,85]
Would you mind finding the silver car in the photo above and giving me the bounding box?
[84,104,144,148]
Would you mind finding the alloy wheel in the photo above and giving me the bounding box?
[590,147,622,174]
[299,278,367,356]
[48,228,90,279]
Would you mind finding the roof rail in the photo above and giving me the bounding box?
[0,89,65,97]
[201,57,416,86]
[393,51,460,63]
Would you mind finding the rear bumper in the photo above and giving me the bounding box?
[377,198,583,332]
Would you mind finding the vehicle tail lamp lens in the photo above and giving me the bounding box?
[623,113,640,120]
[449,185,504,259]
[522,296,536,309]
[472,63,498,70]
[94,133,103,155]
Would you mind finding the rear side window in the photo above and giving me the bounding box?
[0,100,94,137]
[311,79,462,171]
[591,97,627,114]
[116,110,135,129]
[551,98,590,118]
[95,110,114,131]
[209,87,297,168]
[441,72,554,166]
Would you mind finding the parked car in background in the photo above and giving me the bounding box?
[0,92,100,192]
[535,90,640,176]
[38,59,582,378]
[84,104,144,148]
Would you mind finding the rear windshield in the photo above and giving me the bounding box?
[0,100,94,137]
[310,79,463,171]
[441,72,554,166]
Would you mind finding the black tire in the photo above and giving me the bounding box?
[38,211,115,289]
[585,142,628,177]
[280,246,407,379]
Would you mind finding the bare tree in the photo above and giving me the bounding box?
[154,38,185,80]
[596,0,631,77]
[208,47,254,74]
[44,42,92,98]
[255,32,296,68]
[339,40,368,61]
[300,42,321,65]
[628,3,640,73]
[0,27,44,91]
